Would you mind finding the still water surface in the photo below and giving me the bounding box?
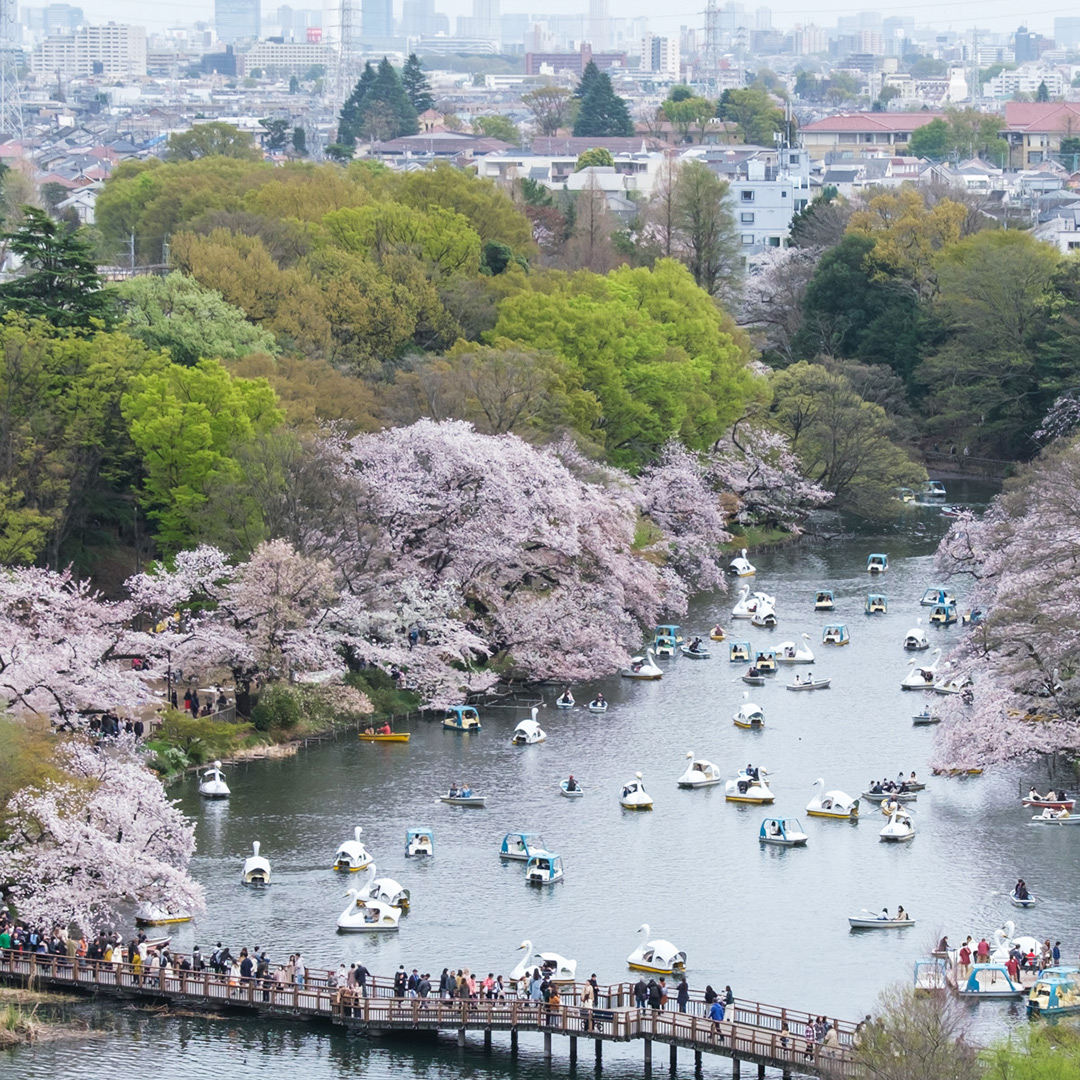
[9,481,1077,1078]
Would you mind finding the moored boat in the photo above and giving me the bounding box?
[1027,967,1080,1016]
[958,964,1023,998]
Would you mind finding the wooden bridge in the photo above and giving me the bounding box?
[0,950,857,1076]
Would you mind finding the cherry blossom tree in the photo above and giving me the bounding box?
[709,421,832,532]
[0,738,204,930]
[931,437,1080,769]
[0,567,154,723]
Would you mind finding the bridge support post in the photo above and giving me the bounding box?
[732,1057,741,1079]
[510,1029,518,1056]
[644,1038,652,1070]
[695,1050,702,1072]
[457,1028,465,1048]
[596,1039,603,1068]
[544,1032,552,1059]
[484,1029,492,1052]
[670,1044,677,1069]
[782,1072,791,1080]
[570,1036,577,1063]
[757,1065,765,1080]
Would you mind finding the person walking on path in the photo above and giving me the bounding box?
[676,978,689,1013]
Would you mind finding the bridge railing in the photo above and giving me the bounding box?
[0,949,856,1069]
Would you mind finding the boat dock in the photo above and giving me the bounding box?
[0,950,858,1076]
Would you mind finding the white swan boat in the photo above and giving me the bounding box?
[786,675,830,691]
[806,779,859,820]
[733,697,764,729]
[510,941,577,984]
[933,671,973,696]
[776,634,814,664]
[750,606,778,629]
[627,924,687,974]
[242,840,271,885]
[621,648,663,680]
[725,768,774,803]
[525,852,564,886]
[731,585,776,619]
[901,649,941,690]
[354,864,411,909]
[759,817,808,846]
[512,709,547,745]
[620,772,653,810]
[903,626,930,651]
[134,903,193,926]
[198,760,230,799]
[879,810,915,842]
[337,890,401,932]
[991,921,1042,965]
[677,752,722,788]
[333,826,375,872]
[728,548,756,576]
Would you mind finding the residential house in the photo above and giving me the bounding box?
[1001,102,1080,168]
[799,112,945,158]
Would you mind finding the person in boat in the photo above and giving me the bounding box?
[937,936,950,953]
[712,625,724,637]
[748,665,760,678]
[559,688,572,704]
[1028,787,1043,801]
[878,908,890,921]
[377,722,392,735]
[566,775,578,792]
[631,660,642,672]
[690,637,703,652]
[747,764,759,782]
[460,784,473,798]
[448,783,460,798]
[869,781,884,795]
[592,693,605,708]
[896,905,908,921]
[909,771,919,784]
[805,671,814,684]
[785,645,796,658]
[1015,879,1029,900]
[794,674,800,685]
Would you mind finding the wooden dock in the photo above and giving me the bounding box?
[0,950,858,1076]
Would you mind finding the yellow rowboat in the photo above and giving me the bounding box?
[358,733,411,742]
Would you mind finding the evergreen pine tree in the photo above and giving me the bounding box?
[574,60,601,100]
[337,62,377,147]
[365,57,419,139]
[572,71,634,137]
[402,53,435,114]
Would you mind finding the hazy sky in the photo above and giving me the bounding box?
[71,0,1070,38]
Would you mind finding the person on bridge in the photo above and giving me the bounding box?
[647,979,661,1010]
[708,999,725,1042]
[634,976,647,1009]
[676,978,689,1013]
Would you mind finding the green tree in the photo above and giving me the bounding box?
[983,1026,1080,1080]
[770,361,925,517]
[574,60,601,101]
[116,272,278,366]
[337,62,378,148]
[366,57,419,140]
[794,71,821,101]
[167,122,262,162]
[289,75,299,94]
[521,85,573,136]
[907,117,950,158]
[572,70,634,137]
[473,114,519,143]
[0,207,114,330]
[672,160,740,303]
[401,53,435,113]
[39,181,70,214]
[717,87,785,145]
[662,94,715,143]
[574,147,615,171]
[1037,79,1050,102]
[121,358,283,551]
[908,56,948,77]
[292,126,307,155]
[491,259,757,467]
[259,117,290,152]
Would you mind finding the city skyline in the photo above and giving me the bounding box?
[36,1,1080,39]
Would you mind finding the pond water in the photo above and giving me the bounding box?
[10,479,1075,1078]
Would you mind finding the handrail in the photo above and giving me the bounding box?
[0,949,857,1073]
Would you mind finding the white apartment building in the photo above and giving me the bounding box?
[640,32,679,78]
[237,40,334,77]
[31,23,146,76]
[984,65,1066,99]
[792,24,826,55]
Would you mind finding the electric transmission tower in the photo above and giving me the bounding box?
[335,0,361,107]
[0,0,25,140]
[701,0,721,97]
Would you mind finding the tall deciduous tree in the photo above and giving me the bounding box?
[522,85,573,136]
[717,87,787,145]
[673,160,741,304]
[166,122,262,162]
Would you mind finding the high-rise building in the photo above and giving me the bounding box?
[361,0,391,43]
[30,21,146,74]
[472,0,498,42]
[1014,25,1038,63]
[215,0,259,44]
[754,6,770,31]
[1055,17,1080,49]
[402,0,435,38]
[587,0,609,50]
[640,32,679,77]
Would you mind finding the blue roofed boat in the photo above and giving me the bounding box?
[443,705,481,732]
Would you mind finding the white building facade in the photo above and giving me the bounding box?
[31,22,146,76]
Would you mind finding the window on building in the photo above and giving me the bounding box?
[741,190,754,201]
[767,236,781,247]
[741,212,755,223]
[789,153,800,164]
[781,190,788,197]
[741,234,754,245]
[1068,241,1080,250]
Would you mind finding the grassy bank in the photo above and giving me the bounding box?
[724,525,798,551]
